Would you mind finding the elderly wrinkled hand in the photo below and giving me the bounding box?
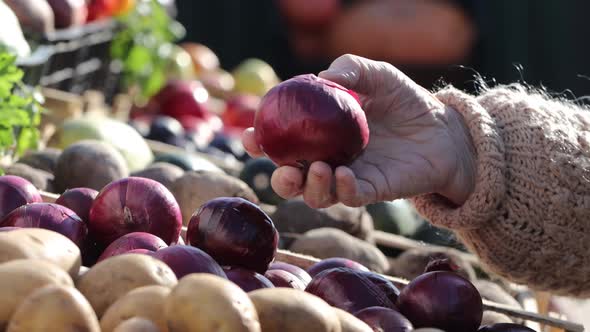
[242,54,476,208]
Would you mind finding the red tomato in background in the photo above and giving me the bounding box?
[87,0,117,21]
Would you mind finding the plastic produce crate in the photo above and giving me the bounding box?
[16,19,123,105]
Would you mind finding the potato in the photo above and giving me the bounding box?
[165,274,260,332]
[131,162,184,190]
[114,318,161,332]
[249,288,341,332]
[0,259,73,329]
[333,308,372,332]
[54,140,129,192]
[170,170,259,224]
[272,198,374,242]
[480,311,513,326]
[388,247,476,281]
[101,285,171,332]
[0,228,81,278]
[77,254,177,317]
[473,279,522,309]
[5,163,54,192]
[289,228,389,273]
[7,284,100,332]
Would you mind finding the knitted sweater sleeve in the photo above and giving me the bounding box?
[411,85,590,297]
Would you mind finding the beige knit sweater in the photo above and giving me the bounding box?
[412,85,590,297]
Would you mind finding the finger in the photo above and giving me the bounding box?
[241,128,264,157]
[271,166,304,199]
[318,53,406,98]
[302,162,336,208]
[334,166,377,207]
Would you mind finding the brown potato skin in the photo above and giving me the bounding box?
[0,228,81,278]
[0,259,74,329]
[333,308,372,332]
[171,171,258,225]
[113,317,161,332]
[76,254,177,317]
[101,285,171,332]
[248,288,341,332]
[6,284,100,332]
[165,273,261,332]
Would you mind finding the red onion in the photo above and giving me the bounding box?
[0,226,20,232]
[221,94,260,129]
[0,203,87,247]
[97,232,168,262]
[154,80,210,120]
[397,271,483,332]
[264,269,305,289]
[478,323,536,332]
[305,267,398,314]
[0,175,42,220]
[152,245,227,279]
[224,266,275,292]
[89,177,182,246]
[307,257,369,278]
[55,187,98,223]
[269,261,311,286]
[354,307,413,332]
[254,74,369,168]
[187,197,279,273]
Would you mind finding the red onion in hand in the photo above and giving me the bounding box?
[264,269,305,289]
[397,271,483,332]
[307,257,369,278]
[0,203,87,247]
[0,175,42,220]
[305,267,398,314]
[354,306,413,332]
[224,266,275,292]
[254,74,369,168]
[97,232,168,262]
[89,177,182,246]
[187,197,279,273]
[55,187,98,223]
[152,245,227,279]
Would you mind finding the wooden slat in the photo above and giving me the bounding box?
[373,230,480,266]
[41,191,58,203]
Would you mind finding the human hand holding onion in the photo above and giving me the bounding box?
[242,54,476,209]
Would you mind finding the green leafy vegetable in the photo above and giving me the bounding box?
[111,0,185,102]
[0,51,42,159]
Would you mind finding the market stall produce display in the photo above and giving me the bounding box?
[0,1,586,331]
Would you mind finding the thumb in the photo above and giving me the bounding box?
[318,54,403,97]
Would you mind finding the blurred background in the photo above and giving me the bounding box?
[177,0,590,99]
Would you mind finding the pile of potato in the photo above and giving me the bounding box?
[0,227,379,332]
